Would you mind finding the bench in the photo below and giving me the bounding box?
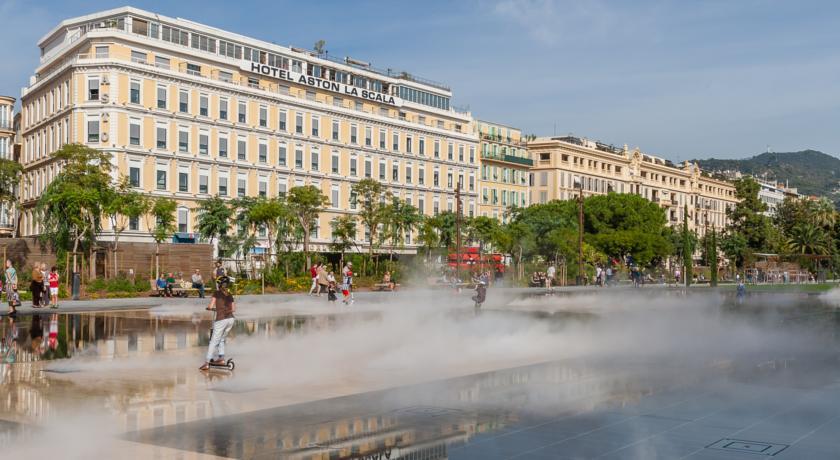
[372,283,400,291]
[150,280,200,297]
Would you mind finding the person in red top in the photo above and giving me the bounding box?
[48,266,59,309]
[308,262,321,296]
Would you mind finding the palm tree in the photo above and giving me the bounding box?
[810,198,836,229]
[196,195,233,259]
[788,223,829,255]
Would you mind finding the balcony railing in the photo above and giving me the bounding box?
[481,152,534,167]
[480,133,527,147]
[0,121,11,131]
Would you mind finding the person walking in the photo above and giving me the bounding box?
[213,261,226,281]
[308,262,321,296]
[546,264,556,290]
[5,260,18,316]
[191,269,205,298]
[341,262,354,305]
[200,276,236,371]
[316,264,329,297]
[30,263,44,308]
[48,266,59,309]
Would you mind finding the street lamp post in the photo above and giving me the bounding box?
[577,180,585,285]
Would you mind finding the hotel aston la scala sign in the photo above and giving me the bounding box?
[241,61,403,107]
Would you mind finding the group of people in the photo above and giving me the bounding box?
[4,260,60,316]
[155,266,219,298]
[308,261,355,304]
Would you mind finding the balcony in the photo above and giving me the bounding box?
[480,133,527,147]
[480,152,534,167]
[0,121,11,132]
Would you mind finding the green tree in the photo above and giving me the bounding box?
[583,194,671,267]
[196,195,233,259]
[383,197,423,262]
[417,219,440,262]
[0,158,23,236]
[709,226,719,287]
[494,220,535,281]
[37,144,113,276]
[726,177,772,254]
[286,185,329,271]
[467,216,500,252]
[103,179,150,278]
[351,179,391,274]
[682,205,693,287]
[788,223,829,255]
[146,197,177,279]
[330,215,358,268]
[428,211,458,249]
[247,197,286,268]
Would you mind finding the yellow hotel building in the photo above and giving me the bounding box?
[19,7,478,251]
[475,120,531,221]
[528,136,738,237]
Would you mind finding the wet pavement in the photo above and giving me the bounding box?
[0,289,839,459]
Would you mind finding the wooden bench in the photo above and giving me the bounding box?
[372,283,400,291]
[150,280,200,297]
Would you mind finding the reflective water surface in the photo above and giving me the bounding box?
[0,290,838,459]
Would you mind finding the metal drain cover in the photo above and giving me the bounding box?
[707,438,788,456]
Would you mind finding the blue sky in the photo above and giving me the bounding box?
[2,0,840,161]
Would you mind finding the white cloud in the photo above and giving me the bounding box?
[493,0,620,46]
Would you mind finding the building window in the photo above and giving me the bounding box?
[331,154,339,173]
[392,133,399,151]
[88,78,100,101]
[199,133,208,155]
[199,174,208,194]
[237,178,246,197]
[237,138,246,160]
[130,81,141,104]
[218,177,228,196]
[406,136,413,154]
[295,148,303,168]
[419,138,425,155]
[295,113,303,134]
[311,116,319,136]
[406,165,412,183]
[178,130,189,152]
[259,106,267,127]
[156,170,167,190]
[392,163,399,181]
[332,119,339,141]
[87,117,100,143]
[258,181,267,198]
[199,95,208,116]
[178,172,188,192]
[179,90,189,113]
[459,145,464,162]
[219,136,228,158]
[311,150,319,170]
[129,120,141,145]
[365,160,372,178]
[238,101,247,123]
[433,170,439,187]
[448,143,453,160]
[177,208,189,233]
[156,86,167,109]
[156,126,167,149]
[434,140,440,158]
[350,125,358,144]
[129,216,139,231]
[379,129,386,149]
[258,143,267,163]
[129,166,141,187]
[350,158,357,176]
[95,46,109,58]
[331,188,339,208]
[155,55,170,69]
[419,168,425,185]
[219,99,228,120]
[365,127,372,147]
[278,110,287,131]
[278,144,287,166]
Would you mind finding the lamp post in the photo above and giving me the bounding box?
[455,183,462,282]
[576,179,585,285]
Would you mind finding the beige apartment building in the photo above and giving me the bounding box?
[475,120,531,221]
[528,136,737,237]
[19,7,478,253]
[0,95,15,236]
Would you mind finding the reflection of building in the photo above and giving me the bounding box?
[475,120,531,221]
[0,96,15,236]
[528,136,739,237]
[19,7,478,254]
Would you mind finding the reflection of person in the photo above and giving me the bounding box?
[191,269,205,298]
[48,314,58,350]
[30,314,44,353]
[200,277,236,371]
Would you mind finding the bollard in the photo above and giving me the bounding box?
[72,272,81,300]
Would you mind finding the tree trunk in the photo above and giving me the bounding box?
[155,242,160,280]
[302,226,311,273]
